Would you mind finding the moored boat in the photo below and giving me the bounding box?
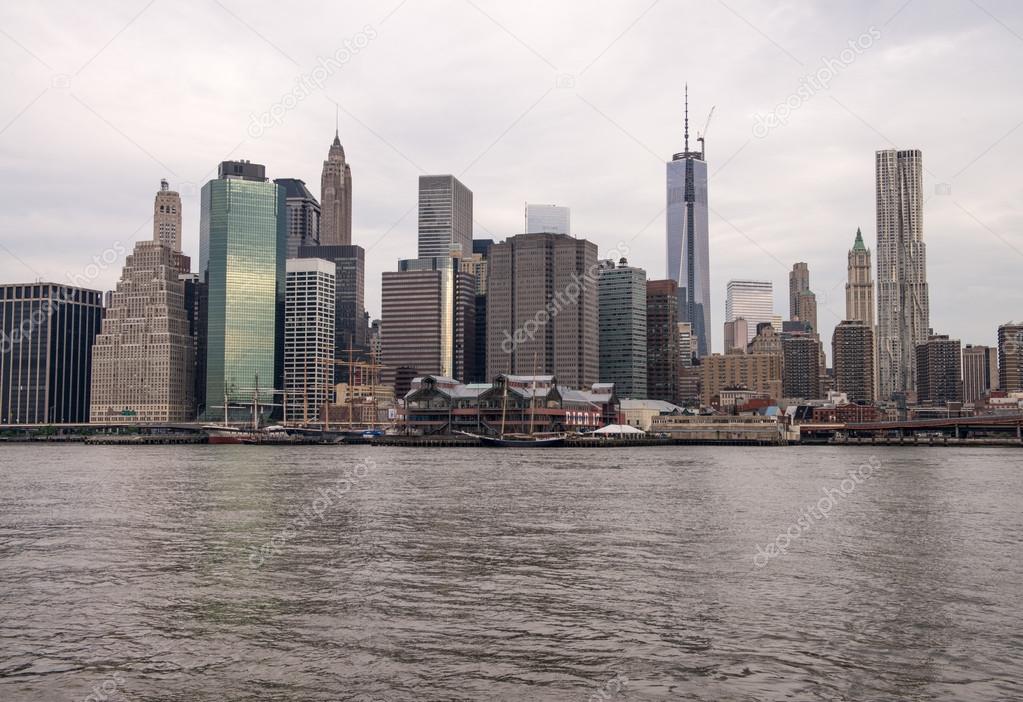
[475,432,566,448]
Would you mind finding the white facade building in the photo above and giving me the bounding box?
[284,258,336,422]
[725,280,774,345]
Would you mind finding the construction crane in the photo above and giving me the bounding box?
[696,106,715,157]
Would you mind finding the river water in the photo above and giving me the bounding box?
[0,445,1020,701]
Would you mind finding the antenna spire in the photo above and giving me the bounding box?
[683,83,689,152]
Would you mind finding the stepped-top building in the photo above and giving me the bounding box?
[92,181,195,423]
[90,240,194,423]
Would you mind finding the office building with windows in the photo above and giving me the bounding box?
[381,257,476,386]
[962,344,998,404]
[1,283,104,424]
[665,88,711,357]
[525,203,571,235]
[916,334,962,405]
[200,160,287,420]
[90,241,194,423]
[284,258,335,423]
[486,233,598,388]
[832,320,875,404]
[418,175,473,258]
[646,279,679,403]
[598,258,647,398]
[275,178,320,258]
[726,280,773,346]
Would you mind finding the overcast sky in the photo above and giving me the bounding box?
[1,0,1021,358]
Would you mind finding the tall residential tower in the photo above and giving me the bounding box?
[876,149,929,400]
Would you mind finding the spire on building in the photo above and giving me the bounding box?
[852,227,866,252]
[683,83,689,153]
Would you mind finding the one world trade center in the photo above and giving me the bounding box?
[665,87,711,358]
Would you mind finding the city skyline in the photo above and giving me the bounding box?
[0,2,1020,357]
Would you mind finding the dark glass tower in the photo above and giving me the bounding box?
[665,86,711,358]
[274,178,321,259]
[0,283,104,424]
[297,243,367,384]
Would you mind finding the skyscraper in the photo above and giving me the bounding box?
[90,241,194,423]
[284,258,335,423]
[298,244,367,380]
[916,334,962,405]
[486,233,598,388]
[677,322,694,367]
[665,87,711,357]
[846,228,874,326]
[646,279,679,403]
[275,178,321,258]
[200,160,286,420]
[463,239,493,382]
[832,320,875,404]
[418,175,473,258]
[320,130,352,246]
[525,203,571,235]
[781,333,821,400]
[598,258,647,398]
[1,283,104,424]
[962,344,998,404]
[381,257,476,384]
[153,179,182,251]
[726,280,773,345]
[998,323,1023,393]
[723,318,749,353]
[876,149,929,400]
[789,262,817,333]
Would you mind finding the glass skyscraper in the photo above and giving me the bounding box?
[665,90,711,357]
[200,160,287,421]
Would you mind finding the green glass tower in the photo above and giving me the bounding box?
[200,161,287,421]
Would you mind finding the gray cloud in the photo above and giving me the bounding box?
[0,0,1020,361]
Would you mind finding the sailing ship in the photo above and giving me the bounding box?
[203,379,295,444]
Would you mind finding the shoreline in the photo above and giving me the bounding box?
[2,434,1020,448]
